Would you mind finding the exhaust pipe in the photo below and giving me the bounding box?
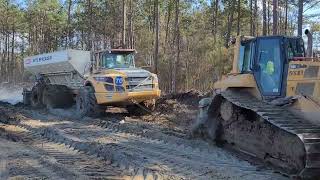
[305,29,313,57]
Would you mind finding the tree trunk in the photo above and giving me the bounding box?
[165,0,172,44]
[225,2,235,48]
[211,0,216,35]
[11,24,15,83]
[279,4,282,34]
[253,0,257,36]
[214,0,218,40]
[88,0,94,50]
[250,0,253,35]
[128,0,134,48]
[122,0,127,48]
[267,0,270,34]
[67,0,72,48]
[172,0,180,93]
[211,0,219,41]
[272,0,278,35]
[298,0,303,36]
[284,0,288,35]
[263,0,267,35]
[237,0,241,35]
[154,0,159,74]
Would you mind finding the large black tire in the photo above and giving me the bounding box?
[76,86,105,118]
[42,85,74,109]
[30,84,45,108]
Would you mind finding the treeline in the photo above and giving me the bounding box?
[0,0,319,92]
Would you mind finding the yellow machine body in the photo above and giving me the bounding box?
[86,69,161,106]
[195,36,320,178]
[214,36,320,123]
[85,49,161,106]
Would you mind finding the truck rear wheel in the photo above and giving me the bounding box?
[76,86,105,118]
[30,85,45,108]
[43,85,74,109]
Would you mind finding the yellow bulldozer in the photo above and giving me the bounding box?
[192,34,320,179]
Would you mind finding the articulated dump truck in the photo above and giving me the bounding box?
[23,49,161,117]
[193,35,320,179]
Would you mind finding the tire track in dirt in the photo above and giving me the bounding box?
[15,112,288,180]
[0,103,289,179]
[0,124,133,180]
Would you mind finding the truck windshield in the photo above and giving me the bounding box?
[100,53,134,69]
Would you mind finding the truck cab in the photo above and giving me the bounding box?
[216,36,312,100]
[93,49,136,70]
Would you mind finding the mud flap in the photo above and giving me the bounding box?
[22,88,31,105]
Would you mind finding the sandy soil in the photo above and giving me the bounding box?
[0,123,133,180]
[0,129,72,180]
[0,91,290,180]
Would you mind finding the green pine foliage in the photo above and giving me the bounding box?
[0,0,318,91]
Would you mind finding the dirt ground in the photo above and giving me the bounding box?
[0,89,288,180]
[0,123,131,180]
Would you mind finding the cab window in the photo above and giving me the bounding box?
[100,53,134,69]
[287,38,305,59]
[238,42,253,72]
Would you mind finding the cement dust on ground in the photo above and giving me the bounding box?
[0,83,30,105]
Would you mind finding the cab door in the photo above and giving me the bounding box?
[253,37,286,98]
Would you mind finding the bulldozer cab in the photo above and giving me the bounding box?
[237,36,305,98]
[92,49,136,71]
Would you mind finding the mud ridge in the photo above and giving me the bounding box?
[0,123,151,180]
[17,118,287,179]
[0,102,288,180]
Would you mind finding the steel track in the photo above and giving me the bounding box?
[219,90,320,179]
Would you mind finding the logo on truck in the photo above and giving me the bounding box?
[25,55,53,65]
[25,59,32,65]
[115,77,123,85]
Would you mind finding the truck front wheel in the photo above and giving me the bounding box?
[76,86,105,118]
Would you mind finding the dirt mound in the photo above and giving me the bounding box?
[156,90,210,113]
[157,90,207,108]
[141,90,211,132]
[0,105,17,124]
